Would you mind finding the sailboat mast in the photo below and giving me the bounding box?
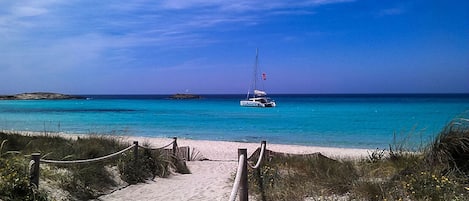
[253,48,259,95]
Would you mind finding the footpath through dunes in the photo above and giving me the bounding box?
[98,160,236,201]
[97,137,370,201]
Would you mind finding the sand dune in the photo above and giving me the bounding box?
[98,136,370,201]
[2,131,370,200]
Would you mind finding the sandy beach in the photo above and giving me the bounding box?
[97,136,371,201]
[2,131,371,200]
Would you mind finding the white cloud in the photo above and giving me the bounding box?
[0,0,354,48]
[12,6,48,17]
[158,0,354,11]
[160,0,222,9]
[0,0,356,93]
[0,0,353,54]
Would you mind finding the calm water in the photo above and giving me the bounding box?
[0,94,468,149]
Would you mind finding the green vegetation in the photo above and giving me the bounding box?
[0,151,48,201]
[248,117,469,201]
[0,132,188,200]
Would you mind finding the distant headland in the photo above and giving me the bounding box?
[168,93,202,100]
[0,92,86,100]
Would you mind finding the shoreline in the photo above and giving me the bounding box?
[1,130,371,159]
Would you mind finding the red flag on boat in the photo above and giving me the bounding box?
[262,72,267,80]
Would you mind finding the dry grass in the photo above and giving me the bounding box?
[248,150,359,201]
[426,118,469,174]
[0,132,189,200]
[248,117,469,201]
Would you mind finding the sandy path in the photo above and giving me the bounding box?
[96,137,370,201]
[98,160,236,201]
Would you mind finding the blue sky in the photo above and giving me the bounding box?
[0,0,468,94]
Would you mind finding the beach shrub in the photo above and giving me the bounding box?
[59,162,118,200]
[248,150,359,201]
[0,147,47,200]
[0,132,71,159]
[119,148,166,184]
[119,145,191,184]
[0,133,128,200]
[367,148,386,163]
[246,117,469,201]
[387,170,466,200]
[0,132,190,200]
[426,118,469,174]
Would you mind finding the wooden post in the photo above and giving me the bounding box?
[30,153,41,187]
[172,137,178,156]
[133,141,139,167]
[238,148,248,201]
[258,141,267,201]
[261,141,266,152]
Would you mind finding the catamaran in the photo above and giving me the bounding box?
[240,49,276,108]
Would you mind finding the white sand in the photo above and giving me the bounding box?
[97,136,370,201]
[99,160,236,201]
[2,131,371,200]
[126,136,371,160]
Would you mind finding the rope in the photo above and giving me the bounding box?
[138,140,174,150]
[228,154,245,201]
[40,144,135,164]
[248,142,266,169]
[29,160,35,173]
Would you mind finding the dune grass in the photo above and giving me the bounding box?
[248,117,469,201]
[0,132,188,200]
[0,151,48,200]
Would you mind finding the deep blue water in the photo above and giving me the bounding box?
[0,94,468,149]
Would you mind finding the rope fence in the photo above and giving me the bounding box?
[229,140,266,201]
[39,144,136,164]
[137,137,191,161]
[29,138,178,188]
[138,140,174,150]
[248,142,266,169]
[27,136,267,200]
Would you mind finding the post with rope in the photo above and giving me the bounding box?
[133,141,139,167]
[238,148,248,201]
[172,137,178,156]
[258,141,267,201]
[30,153,41,188]
[187,147,191,161]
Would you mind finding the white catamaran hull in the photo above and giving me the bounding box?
[240,98,276,107]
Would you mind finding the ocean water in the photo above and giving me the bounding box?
[0,94,468,149]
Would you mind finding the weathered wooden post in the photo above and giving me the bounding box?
[133,141,139,167]
[258,141,267,201]
[30,153,41,187]
[172,137,178,157]
[238,148,248,201]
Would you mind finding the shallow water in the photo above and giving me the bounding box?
[0,94,468,149]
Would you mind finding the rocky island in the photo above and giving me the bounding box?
[0,92,86,100]
[168,93,202,100]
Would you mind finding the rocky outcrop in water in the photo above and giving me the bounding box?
[169,94,202,100]
[0,92,86,100]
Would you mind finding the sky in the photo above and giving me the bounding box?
[0,0,468,94]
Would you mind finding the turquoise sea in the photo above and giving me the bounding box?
[0,94,468,149]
